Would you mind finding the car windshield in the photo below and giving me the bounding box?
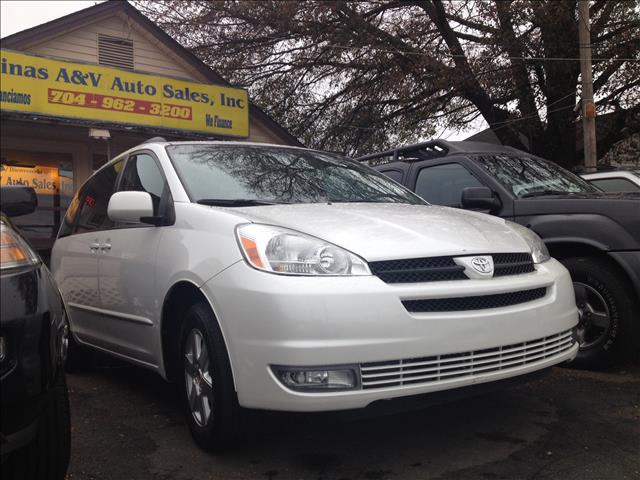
[166,144,425,205]
[473,153,599,197]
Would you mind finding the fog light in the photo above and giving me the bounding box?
[273,366,359,391]
[0,336,6,362]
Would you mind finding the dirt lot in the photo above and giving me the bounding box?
[65,358,640,480]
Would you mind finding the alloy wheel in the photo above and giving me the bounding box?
[573,281,611,350]
[184,329,214,427]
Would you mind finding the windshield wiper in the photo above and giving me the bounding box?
[196,199,280,207]
[520,190,571,198]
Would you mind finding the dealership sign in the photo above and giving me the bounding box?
[0,49,249,137]
[0,164,73,196]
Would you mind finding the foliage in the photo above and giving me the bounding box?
[137,0,640,166]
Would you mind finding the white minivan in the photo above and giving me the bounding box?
[51,141,578,450]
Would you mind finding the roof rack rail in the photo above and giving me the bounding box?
[356,140,462,164]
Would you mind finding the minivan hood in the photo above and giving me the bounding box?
[231,203,530,261]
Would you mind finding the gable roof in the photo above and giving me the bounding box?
[1,0,303,146]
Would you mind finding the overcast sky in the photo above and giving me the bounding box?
[0,0,484,140]
[1,1,104,38]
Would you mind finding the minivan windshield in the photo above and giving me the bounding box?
[473,153,600,197]
[166,145,425,205]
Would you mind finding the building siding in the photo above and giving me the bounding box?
[26,14,201,81]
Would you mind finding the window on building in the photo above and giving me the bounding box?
[98,34,134,70]
[0,150,74,254]
[415,163,483,207]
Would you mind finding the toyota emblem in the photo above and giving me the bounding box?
[471,257,492,273]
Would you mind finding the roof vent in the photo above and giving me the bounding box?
[98,34,134,70]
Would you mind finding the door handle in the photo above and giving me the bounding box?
[100,242,111,252]
[90,242,100,253]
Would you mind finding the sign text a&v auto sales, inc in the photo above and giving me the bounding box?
[0,49,249,137]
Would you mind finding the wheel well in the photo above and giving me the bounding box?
[547,242,640,345]
[161,281,208,383]
[546,242,603,261]
[548,242,632,288]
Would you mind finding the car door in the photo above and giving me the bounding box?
[52,160,122,345]
[96,150,171,365]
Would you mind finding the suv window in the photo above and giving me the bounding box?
[119,153,165,215]
[75,160,122,234]
[380,169,403,183]
[415,163,482,207]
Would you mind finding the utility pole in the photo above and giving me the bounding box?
[578,0,597,172]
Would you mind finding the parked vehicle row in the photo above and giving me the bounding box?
[0,186,71,480]
[358,140,639,368]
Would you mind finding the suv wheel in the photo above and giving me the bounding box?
[2,373,71,480]
[180,302,241,451]
[561,257,635,369]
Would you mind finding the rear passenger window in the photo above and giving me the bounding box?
[75,160,122,233]
[415,163,483,207]
[58,189,82,238]
[118,153,165,216]
[380,169,403,183]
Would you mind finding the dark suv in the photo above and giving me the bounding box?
[1,186,70,479]
[359,140,640,369]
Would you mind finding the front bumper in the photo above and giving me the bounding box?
[202,258,578,412]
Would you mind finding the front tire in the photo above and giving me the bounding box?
[562,256,635,369]
[179,302,241,451]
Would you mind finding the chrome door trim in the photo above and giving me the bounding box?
[67,302,153,326]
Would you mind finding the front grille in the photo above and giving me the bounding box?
[492,253,535,276]
[360,330,574,390]
[402,287,546,312]
[370,253,534,284]
[369,256,466,283]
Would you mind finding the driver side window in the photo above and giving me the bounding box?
[118,153,166,216]
[415,163,483,207]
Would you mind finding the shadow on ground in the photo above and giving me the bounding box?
[66,354,640,480]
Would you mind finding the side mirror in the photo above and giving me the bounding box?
[461,186,501,211]
[0,186,38,217]
[107,191,154,224]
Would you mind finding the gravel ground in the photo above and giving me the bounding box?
[65,358,640,480]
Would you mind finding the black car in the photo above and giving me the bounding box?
[359,140,640,369]
[0,186,70,479]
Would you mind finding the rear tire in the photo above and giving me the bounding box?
[561,256,635,369]
[179,302,242,451]
[2,373,71,480]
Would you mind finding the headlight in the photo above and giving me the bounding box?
[506,221,550,264]
[0,223,40,270]
[236,224,370,276]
